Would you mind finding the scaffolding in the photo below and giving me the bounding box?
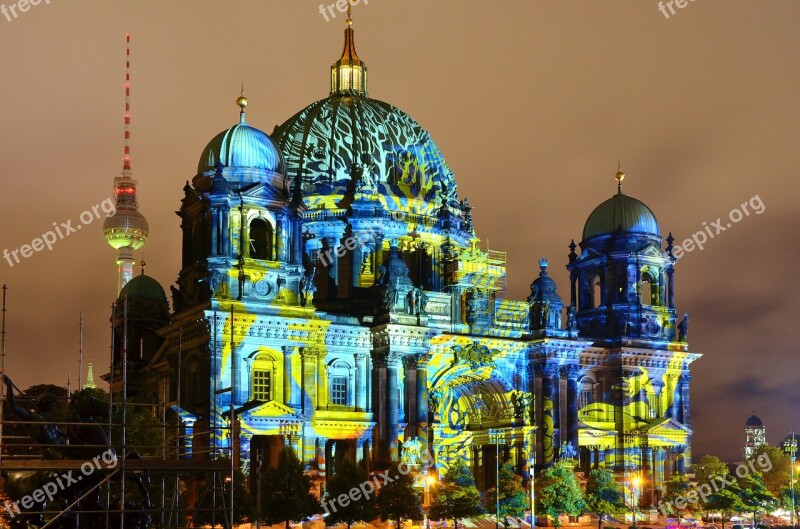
[0,286,238,529]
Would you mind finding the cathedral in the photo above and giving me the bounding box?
[104,12,700,505]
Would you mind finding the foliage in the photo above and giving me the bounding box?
[327,460,378,528]
[260,445,319,529]
[191,466,253,526]
[748,446,791,499]
[429,459,485,529]
[534,461,585,528]
[375,462,422,529]
[584,468,625,527]
[486,463,529,528]
[662,476,693,516]
[736,471,777,521]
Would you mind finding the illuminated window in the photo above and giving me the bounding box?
[249,218,273,260]
[579,377,596,408]
[253,370,271,401]
[330,376,348,406]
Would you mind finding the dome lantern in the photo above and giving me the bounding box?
[330,3,368,96]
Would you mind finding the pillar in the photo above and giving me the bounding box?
[667,267,675,309]
[387,352,400,461]
[300,348,318,414]
[642,446,653,507]
[282,346,297,406]
[354,353,367,411]
[540,364,558,467]
[317,349,328,409]
[563,365,580,454]
[680,374,692,426]
[416,354,430,454]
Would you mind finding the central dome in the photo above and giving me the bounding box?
[273,94,457,215]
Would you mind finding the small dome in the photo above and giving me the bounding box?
[583,191,660,241]
[198,117,286,175]
[118,274,167,302]
[745,414,763,427]
[528,257,562,305]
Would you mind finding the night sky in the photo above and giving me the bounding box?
[0,1,797,463]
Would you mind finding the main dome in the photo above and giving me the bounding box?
[273,95,457,215]
[198,115,286,175]
[583,188,660,241]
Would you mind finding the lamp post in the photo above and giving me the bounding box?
[631,475,641,527]
[789,432,797,529]
[425,472,436,529]
[530,455,536,529]
[489,429,507,529]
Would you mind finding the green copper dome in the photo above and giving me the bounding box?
[583,189,660,241]
[118,274,167,301]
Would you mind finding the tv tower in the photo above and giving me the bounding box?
[103,34,149,294]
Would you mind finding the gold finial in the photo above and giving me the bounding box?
[347,0,352,25]
[236,83,248,110]
[140,258,146,275]
[615,161,625,193]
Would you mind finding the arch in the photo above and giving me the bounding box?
[327,359,353,407]
[579,376,596,408]
[249,217,274,260]
[640,267,659,306]
[249,351,279,402]
[590,275,602,309]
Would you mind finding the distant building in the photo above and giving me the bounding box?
[743,413,766,459]
[778,433,797,458]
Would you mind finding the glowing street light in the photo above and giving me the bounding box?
[631,475,642,527]
[789,432,797,529]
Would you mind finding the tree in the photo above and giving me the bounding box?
[191,466,253,527]
[748,446,791,499]
[694,455,733,516]
[584,468,625,529]
[486,463,529,528]
[375,462,422,529]
[535,461,585,528]
[429,459,485,529]
[736,471,777,526]
[327,460,378,529]
[261,445,319,529]
[662,476,693,517]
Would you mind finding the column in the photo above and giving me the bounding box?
[373,350,389,462]
[666,267,675,309]
[540,364,558,467]
[325,236,339,299]
[679,374,692,426]
[675,446,686,475]
[300,348,318,415]
[563,365,580,454]
[276,212,290,262]
[416,354,430,454]
[354,353,367,411]
[317,349,328,409]
[282,346,296,406]
[642,446,653,507]
[387,352,400,461]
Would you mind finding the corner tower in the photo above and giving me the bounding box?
[103,34,149,294]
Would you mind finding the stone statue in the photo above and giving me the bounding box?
[559,441,578,460]
[383,278,400,309]
[417,288,429,314]
[678,313,689,342]
[406,288,416,315]
[299,268,316,307]
[377,263,388,286]
[401,437,423,466]
[566,304,576,330]
[541,301,551,328]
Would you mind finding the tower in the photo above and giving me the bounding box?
[83,361,97,390]
[743,413,766,460]
[103,34,149,294]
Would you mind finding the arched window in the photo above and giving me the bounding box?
[579,377,596,409]
[590,275,602,309]
[640,269,658,306]
[647,380,663,418]
[327,360,352,407]
[251,353,277,402]
[249,218,273,260]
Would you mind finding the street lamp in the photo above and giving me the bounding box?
[530,455,536,529]
[489,429,507,529]
[425,473,436,529]
[631,475,642,527]
[789,432,797,529]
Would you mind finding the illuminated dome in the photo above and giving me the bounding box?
[272,17,458,216]
[198,112,286,176]
[103,206,149,250]
[745,414,763,427]
[583,176,659,241]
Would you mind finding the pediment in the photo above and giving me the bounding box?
[643,417,692,435]
[239,400,304,422]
